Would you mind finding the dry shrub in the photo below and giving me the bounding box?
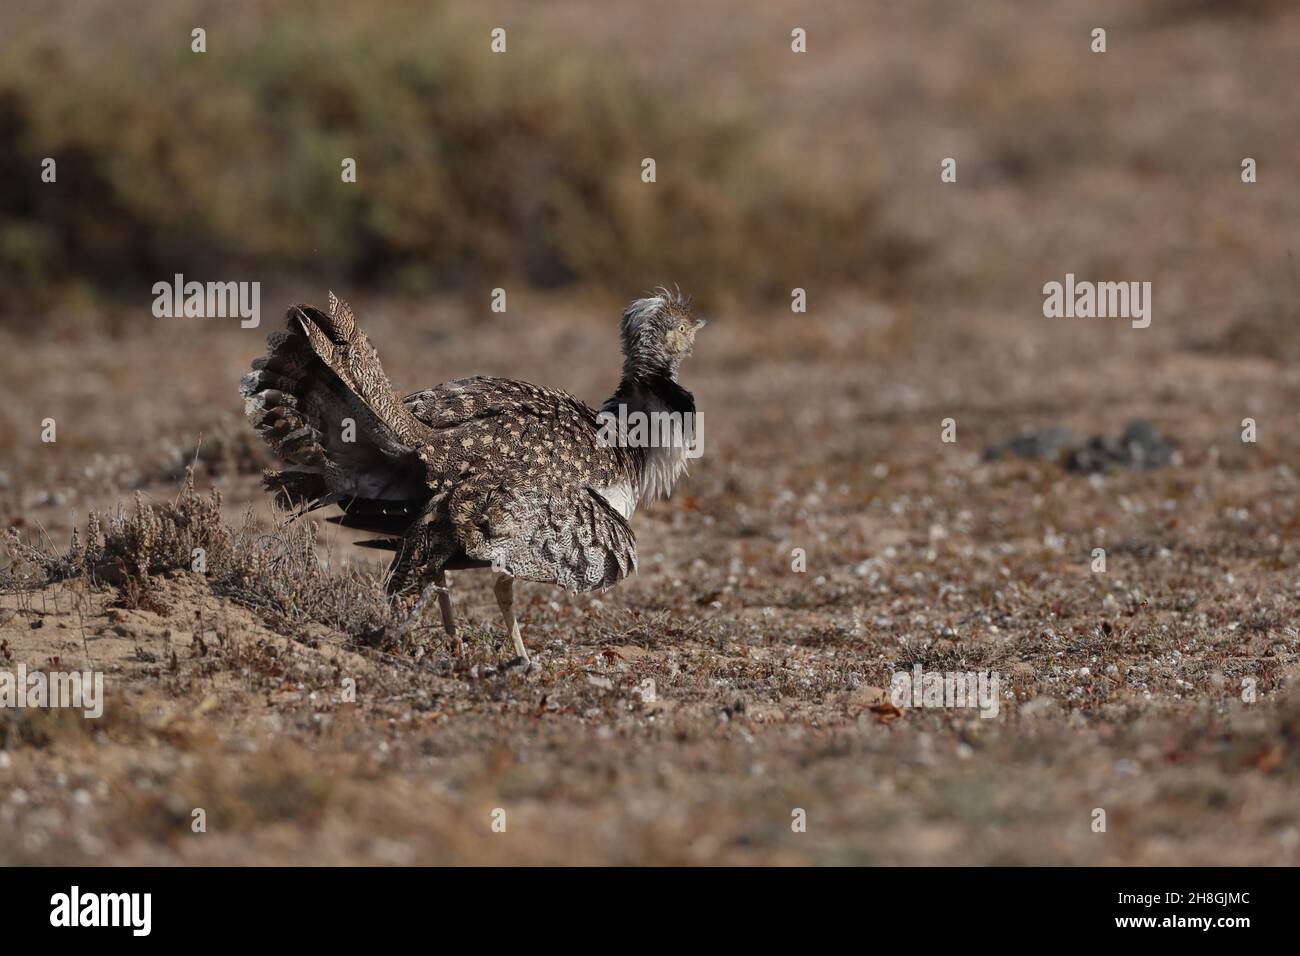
[5,469,230,585]
[3,469,397,642]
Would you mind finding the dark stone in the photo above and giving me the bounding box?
[984,418,1174,474]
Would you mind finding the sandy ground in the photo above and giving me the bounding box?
[3,288,1300,865]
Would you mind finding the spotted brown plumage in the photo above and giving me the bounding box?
[240,289,705,663]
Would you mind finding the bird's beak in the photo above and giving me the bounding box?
[693,318,707,331]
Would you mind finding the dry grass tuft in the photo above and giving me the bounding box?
[3,469,398,645]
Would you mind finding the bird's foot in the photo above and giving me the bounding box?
[390,581,448,643]
[501,654,532,674]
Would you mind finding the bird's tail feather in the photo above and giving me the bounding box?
[240,292,430,510]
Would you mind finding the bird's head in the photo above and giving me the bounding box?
[620,287,706,380]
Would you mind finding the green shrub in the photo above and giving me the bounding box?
[0,0,907,309]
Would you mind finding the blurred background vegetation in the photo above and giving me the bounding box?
[0,0,1293,351]
[0,0,915,316]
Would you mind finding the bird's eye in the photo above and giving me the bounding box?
[677,324,686,333]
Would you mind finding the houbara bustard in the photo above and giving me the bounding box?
[241,289,705,664]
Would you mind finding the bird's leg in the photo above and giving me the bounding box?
[434,569,456,637]
[433,568,466,656]
[391,576,448,646]
[493,573,529,665]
